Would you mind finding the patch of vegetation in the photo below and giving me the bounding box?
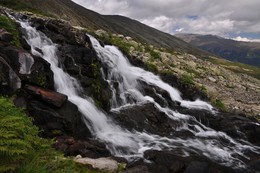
[111,37,132,55]
[185,68,199,77]
[180,74,194,85]
[0,97,106,173]
[0,0,53,17]
[146,62,158,73]
[213,98,226,111]
[0,15,21,47]
[149,50,160,60]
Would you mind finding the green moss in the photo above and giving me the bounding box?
[180,74,194,85]
[0,97,106,173]
[0,15,21,47]
[90,63,99,78]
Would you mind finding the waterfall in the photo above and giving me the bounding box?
[17,19,259,168]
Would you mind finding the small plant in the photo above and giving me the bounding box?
[146,62,158,73]
[149,50,160,60]
[214,99,226,111]
[180,74,194,85]
[111,37,132,55]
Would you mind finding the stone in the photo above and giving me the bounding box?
[0,29,13,42]
[74,155,118,172]
[208,76,217,82]
[24,84,67,107]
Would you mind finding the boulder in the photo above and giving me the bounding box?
[109,103,176,136]
[0,29,13,42]
[74,155,118,172]
[0,46,54,89]
[0,55,21,95]
[26,97,91,139]
[55,136,110,158]
[24,84,67,107]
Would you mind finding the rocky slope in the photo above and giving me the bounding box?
[175,33,260,67]
[0,5,260,173]
[0,0,211,56]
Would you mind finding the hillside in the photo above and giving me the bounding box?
[0,0,209,56]
[175,33,260,67]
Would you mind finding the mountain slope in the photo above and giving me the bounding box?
[1,0,209,56]
[175,33,260,67]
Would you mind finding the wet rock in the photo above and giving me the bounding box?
[0,45,54,89]
[24,84,67,107]
[0,55,20,94]
[110,103,175,135]
[184,161,210,173]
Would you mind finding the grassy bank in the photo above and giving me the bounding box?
[0,97,105,173]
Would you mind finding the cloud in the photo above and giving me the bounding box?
[233,36,260,43]
[72,0,260,38]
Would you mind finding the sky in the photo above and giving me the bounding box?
[72,0,260,42]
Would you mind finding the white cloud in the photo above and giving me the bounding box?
[233,36,260,43]
[72,0,260,38]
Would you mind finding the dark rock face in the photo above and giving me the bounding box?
[0,45,54,89]
[26,96,91,139]
[110,103,174,136]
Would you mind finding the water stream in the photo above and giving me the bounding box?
[17,19,259,168]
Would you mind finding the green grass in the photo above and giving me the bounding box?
[0,0,53,17]
[213,98,226,111]
[110,37,132,55]
[0,97,107,173]
[180,74,194,85]
[203,56,260,80]
[146,62,158,73]
[0,15,21,47]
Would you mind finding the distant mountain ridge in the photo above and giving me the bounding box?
[175,33,260,67]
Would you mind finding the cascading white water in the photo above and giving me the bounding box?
[17,18,259,168]
[89,36,213,111]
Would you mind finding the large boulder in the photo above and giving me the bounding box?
[55,136,110,158]
[109,103,176,136]
[0,45,54,89]
[23,92,91,139]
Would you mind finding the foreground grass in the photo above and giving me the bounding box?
[0,97,105,173]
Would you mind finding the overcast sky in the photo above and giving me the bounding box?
[72,0,260,42]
